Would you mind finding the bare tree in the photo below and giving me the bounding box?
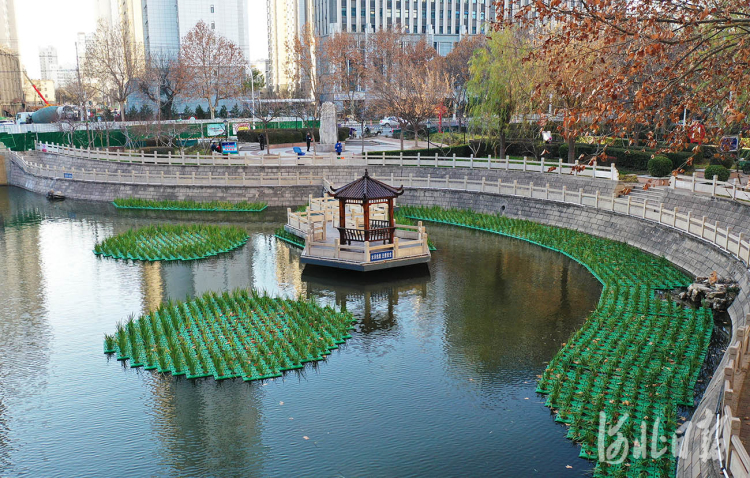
[370,37,450,150]
[444,35,485,131]
[286,23,333,150]
[251,90,289,155]
[139,53,187,120]
[84,19,144,121]
[323,32,372,153]
[180,21,247,119]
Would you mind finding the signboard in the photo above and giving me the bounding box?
[719,136,739,152]
[370,250,393,262]
[689,123,706,143]
[63,173,73,179]
[220,141,238,154]
[233,122,251,135]
[207,123,226,137]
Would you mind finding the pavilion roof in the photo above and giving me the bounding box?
[329,170,404,200]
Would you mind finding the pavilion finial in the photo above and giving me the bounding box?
[364,169,369,177]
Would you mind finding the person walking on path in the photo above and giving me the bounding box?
[259,133,265,151]
[305,132,312,152]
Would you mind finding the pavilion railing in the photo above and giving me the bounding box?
[306,224,429,264]
[337,226,395,244]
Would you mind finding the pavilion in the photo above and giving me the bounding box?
[286,171,431,271]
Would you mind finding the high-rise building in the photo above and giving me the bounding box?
[0,47,22,115]
[313,0,494,55]
[0,0,19,53]
[267,0,314,91]
[39,46,59,86]
[267,0,493,90]
[0,0,22,115]
[129,0,249,60]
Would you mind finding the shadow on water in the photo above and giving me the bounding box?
[0,186,607,476]
[302,264,431,335]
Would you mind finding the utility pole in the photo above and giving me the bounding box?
[250,68,256,128]
[75,40,90,146]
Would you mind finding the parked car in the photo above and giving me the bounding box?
[379,116,401,127]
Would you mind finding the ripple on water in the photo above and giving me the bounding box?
[0,188,600,476]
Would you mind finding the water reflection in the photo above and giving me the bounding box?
[302,264,430,335]
[0,186,601,476]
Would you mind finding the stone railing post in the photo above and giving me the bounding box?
[712,175,718,197]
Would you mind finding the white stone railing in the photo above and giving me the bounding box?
[716,323,750,477]
[12,149,750,268]
[13,154,323,187]
[35,141,618,180]
[344,173,750,267]
[305,224,429,264]
[286,196,389,237]
[671,174,750,202]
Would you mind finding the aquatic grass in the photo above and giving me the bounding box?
[103,288,356,383]
[113,198,267,212]
[94,224,248,262]
[399,205,713,477]
[274,227,305,249]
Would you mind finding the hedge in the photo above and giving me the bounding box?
[237,127,348,144]
[559,143,702,171]
[369,140,561,159]
[648,156,673,177]
[704,165,730,182]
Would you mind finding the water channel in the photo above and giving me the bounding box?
[0,186,604,476]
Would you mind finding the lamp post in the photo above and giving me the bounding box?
[427,121,431,154]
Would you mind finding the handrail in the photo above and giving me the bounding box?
[35,141,617,180]
[714,323,750,477]
[11,151,750,268]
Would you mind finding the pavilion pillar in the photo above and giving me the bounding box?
[339,199,346,244]
[363,199,370,242]
[388,198,395,243]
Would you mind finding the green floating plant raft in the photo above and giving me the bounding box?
[399,205,713,477]
[274,227,305,249]
[94,224,248,261]
[113,198,267,212]
[103,289,356,382]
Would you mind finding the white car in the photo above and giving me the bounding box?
[379,116,401,127]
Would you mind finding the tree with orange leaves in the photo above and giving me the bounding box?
[507,0,750,154]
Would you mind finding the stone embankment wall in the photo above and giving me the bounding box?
[9,151,617,204]
[9,149,747,475]
[400,188,746,478]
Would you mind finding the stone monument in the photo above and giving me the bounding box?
[317,102,340,153]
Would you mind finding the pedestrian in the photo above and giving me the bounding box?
[335,141,343,154]
[259,133,265,151]
[210,142,219,153]
[305,132,312,152]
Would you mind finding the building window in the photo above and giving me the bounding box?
[210,4,214,13]
[211,21,215,29]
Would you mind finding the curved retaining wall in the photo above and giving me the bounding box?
[8,150,748,475]
[400,188,746,478]
[8,151,617,205]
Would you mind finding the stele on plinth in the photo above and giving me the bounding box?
[317,102,339,153]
